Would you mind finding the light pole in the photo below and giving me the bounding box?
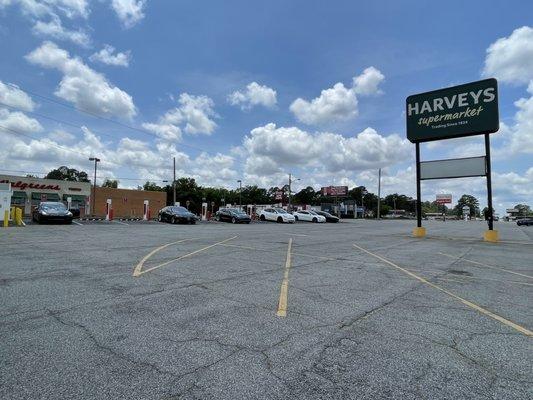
[377,168,381,219]
[89,157,100,216]
[361,189,368,218]
[173,157,176,206]
[237,180,242,210]
[287,173,300,211]
[393,195,397,218]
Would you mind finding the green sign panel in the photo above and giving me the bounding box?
[406,78,499,143]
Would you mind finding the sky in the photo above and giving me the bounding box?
[0,0,532,214]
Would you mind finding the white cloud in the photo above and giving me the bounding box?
[483,26,533,85]
[90,45,131,67]
[32,14,90,47]
[111,0,146,28]
[0,81,36,111]
[290,67,384,125]
[290,82,358,125]
[242,123,410,175]
[0,108,43,133]
[353,66,385,95]
[26,41,136,119]
[0,0,89,19]
[228,82,277,110]
[143,93,217,140]
[509,81,533,153]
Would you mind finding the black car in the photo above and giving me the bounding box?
[215,208,251,224]
[516,218,533,226]
[158,206,198,224]
[314,210,340,223]
[32,202,73,224]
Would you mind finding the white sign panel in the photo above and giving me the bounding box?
[420,156,486,180]
[436,194,452,204]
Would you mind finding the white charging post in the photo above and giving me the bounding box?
[143,200,149,220]
[105,198,112,221]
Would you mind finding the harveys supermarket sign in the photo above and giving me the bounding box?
[406,78,499,143]
[0,179,60,191]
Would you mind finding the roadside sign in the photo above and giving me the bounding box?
[321,186,348,196]
[406,78,499,143]
[435,194,452,204]
[421,156,486,180]
[275,191,283,200]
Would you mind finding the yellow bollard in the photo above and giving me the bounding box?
[3,210,8,228]
[483,230,499,243]
[15,208,23,226]
[412,226,426,237]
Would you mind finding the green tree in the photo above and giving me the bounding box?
[102,178,118,188]
[293,186,317,205]
[46,166,90,182]
[142,181,164,191]
[514,204,531,217]
[454,194,480,217]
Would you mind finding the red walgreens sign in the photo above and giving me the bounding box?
[321,186,348,196]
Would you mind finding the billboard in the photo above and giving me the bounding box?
[406,78,499,143]
[420,156,486,180]
[321,186,348,196]
[435,194,452,204]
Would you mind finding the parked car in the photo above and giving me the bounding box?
[293,210,326,223]
[32,202,73,224]
[158,206,198,224]
[259,207,295,223]
[314,210,340,223]
[516,218,533,226]
[216,208,251,224]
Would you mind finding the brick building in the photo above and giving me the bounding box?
[94,187,166,218]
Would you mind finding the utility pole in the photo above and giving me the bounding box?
[377,168,381,219]
[237,180,242,210]
[173,157,176,206]
[287,173,300,211]
[89,157,100,216]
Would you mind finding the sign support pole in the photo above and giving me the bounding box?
[485,134,494,231]
[413,142,425,237]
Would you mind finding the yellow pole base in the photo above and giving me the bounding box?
[3,210,8,228]
[483,230,499,243]
[412,227,426,237]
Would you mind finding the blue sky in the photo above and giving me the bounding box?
[0,0,532,213]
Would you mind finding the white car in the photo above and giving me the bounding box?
[259,207,295,223]
[293,210,326,223]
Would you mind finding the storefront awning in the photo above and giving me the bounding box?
[31,192,60,201]
[62,194,87,202]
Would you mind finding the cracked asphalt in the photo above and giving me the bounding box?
[1,219,532,399]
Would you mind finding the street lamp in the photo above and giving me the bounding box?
[89,157,100,216]
[361,189,368,218]
[287,173,300,211]
[237,180,242,210]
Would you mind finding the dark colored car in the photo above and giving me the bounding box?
[32,202,73,224]
[314,210,340,223]
[215,208,251,224]
[516,218,533,226]
[158,206,198,224]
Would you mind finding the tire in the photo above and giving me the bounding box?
[158,214,162,222]
[172,216,177,224]
[312,218,317,223]
[215,215,220,222]
[246,221,250,224]
[277,217,283,223]
[260,215,265,221]
[231,217,236,224]
[294,216,298,221]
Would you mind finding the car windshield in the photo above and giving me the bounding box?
[309,211,318,215]
[172,206,189,213]
[41,203,66,211]
[274,208,287,214]
[227,208,245,214]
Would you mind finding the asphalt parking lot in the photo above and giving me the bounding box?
[1,219,532,399]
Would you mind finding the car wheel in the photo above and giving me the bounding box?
[294,216,298,221]
[158,214,162,222]
[260,215,265,221]
[312,217,317,223]
[277,217,283,223]
[172,216,177,224]
[231,217,236,224]
[246,221,250,224]
[215,215,220,222]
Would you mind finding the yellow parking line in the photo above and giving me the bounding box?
[276,238,293,317]
[353,243,533,337]
[133,238,196,277]
[438,252,533,279]
[134,236,237,277]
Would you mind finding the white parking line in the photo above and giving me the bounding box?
[72,220,83,226]
[112,220,130,226]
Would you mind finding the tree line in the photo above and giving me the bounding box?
[37,166,531,217]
